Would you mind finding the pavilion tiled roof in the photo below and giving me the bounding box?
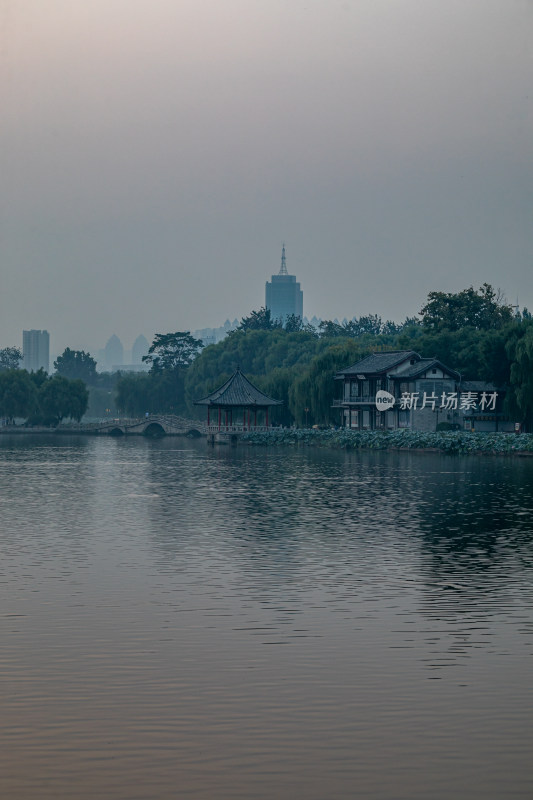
[194,368,283,407]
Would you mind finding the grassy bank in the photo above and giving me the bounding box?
[242,428,533,455]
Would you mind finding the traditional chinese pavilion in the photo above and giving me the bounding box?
[194,367,282,436]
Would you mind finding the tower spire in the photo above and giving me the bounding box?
[279,243,288,275]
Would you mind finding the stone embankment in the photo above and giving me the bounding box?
[242,429,533,456]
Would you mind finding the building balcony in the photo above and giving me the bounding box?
[332,396,382,407]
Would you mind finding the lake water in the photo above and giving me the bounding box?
[0,435,532,799]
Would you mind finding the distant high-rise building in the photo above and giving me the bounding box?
[131,334,149,364]
[193,319,239,346]
[22,329,49,373]
[104,335,124,369]
[265,245,303,323]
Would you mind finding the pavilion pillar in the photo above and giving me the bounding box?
[218,407,221,430]
[266,408,269,428]
[243,409,246,429]
[207,407,210,426]
[254,409,257,428]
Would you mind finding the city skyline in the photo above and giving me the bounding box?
[1,0,531,354]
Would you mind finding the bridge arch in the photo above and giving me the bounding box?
[108,427,125,436]
[143,422,166,437]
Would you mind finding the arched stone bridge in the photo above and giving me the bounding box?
[61,415,207,437]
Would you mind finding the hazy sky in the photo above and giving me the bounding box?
[1,0,531,355]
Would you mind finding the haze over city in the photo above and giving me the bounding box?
[1,0,531,355]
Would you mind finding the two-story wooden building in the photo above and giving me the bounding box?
[334,350,476,432]
[334,351,514,432]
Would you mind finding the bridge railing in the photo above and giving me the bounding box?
[207,425,270,434]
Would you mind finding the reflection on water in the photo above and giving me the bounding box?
[0,436,532,799]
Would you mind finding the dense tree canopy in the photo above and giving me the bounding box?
[38,375,88,423]
[143,332,204,372]
[506,321,533,428]
[109,285,533,430]
[0,347,23,370]
[54,348,98,384]
[0,369,37,419]
[115,331,204,416]
[0,369,88,423]
[420,284,514,331]
[236,307,282,332]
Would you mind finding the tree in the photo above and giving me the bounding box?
[38,376,89,423]
[420,284,513,331]
[142,332,204,373]
[283,314,317,335]
[345,315,383,337]
[115,371,185,416]
[54,348,98,383]
[29,368,49,388]
[318,320,346,338]
[0,347,23,370]
[236,308,282,332]
[506,321,533,430]
[0,369,37,420]
[289,341,365,425]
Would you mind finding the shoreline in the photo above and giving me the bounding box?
[241,428,533,456]
[2,426,533,457]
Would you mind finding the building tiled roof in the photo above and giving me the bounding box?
[395,358,460,380]
[335,351,418,377]
[194,368,283,407]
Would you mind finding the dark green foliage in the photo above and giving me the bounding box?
[107,286,532,430]
[0,369,37,419]
[288,341,365,425]
[505,320,533,428]
[115,331,204,416]
[318,320,346,337]
[0,370,88,424]
[116,372,185,416]
[242,428,533,454]
[236,307,282,332]
[143,332,204,372]
[38,376,88,423]
[0,347,23,370]
[28,368,49,388]
[318,315,418,340]
[54,348,98,384]
[420,284,513,331]
[283,314,317,334]
[86,386,118,418]
[184,329,332,420]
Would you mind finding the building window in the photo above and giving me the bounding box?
[398,410,410,428]
[399,381,410,396]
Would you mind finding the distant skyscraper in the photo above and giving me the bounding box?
[131,334,149,364]
[22,329,49,373]
[265,245,303,322]
[104,335,124,369]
